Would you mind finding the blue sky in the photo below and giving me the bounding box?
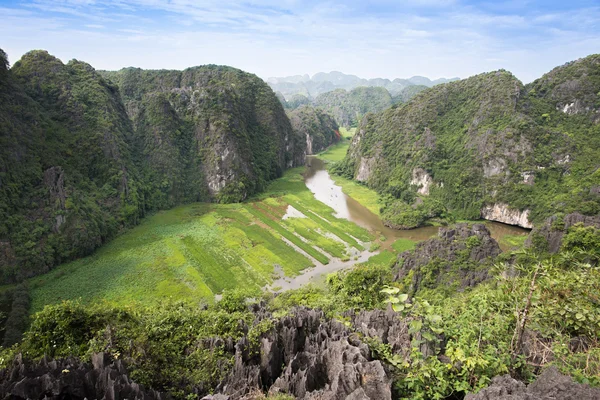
[1,0,599,82]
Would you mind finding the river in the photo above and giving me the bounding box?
[267,155,529,291]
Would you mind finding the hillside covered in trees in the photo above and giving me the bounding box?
[0,49,312,283]
[336,55,600,229]
[278,85,430,128]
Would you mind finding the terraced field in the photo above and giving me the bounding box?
[28,167,375,311]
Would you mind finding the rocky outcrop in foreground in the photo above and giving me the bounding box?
[218,307,392,399]
[393,224,501,293]
[2,306,599,400]
[526,212,600,253]
[465,366,600,400]
[0,353,164,400]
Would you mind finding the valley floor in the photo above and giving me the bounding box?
[23,131,529,312]
[27,166,384,311]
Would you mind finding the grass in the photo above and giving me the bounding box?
[316,138,351,162]
[28,167,375,312]
[392,238,417,253]
[245,205,330,264]
[498,234,528,250]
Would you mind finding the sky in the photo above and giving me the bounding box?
[1,0,599,83]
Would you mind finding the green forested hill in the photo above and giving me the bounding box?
[338,56,600,229]
[101,65,306,204]
[0,50,305,283]
[1,50,142,282]
[313,86,394,127]
[286,105,340,154]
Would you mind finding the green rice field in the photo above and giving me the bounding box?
[28,167,375,311]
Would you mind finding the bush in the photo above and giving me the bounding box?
[2,285,30,347]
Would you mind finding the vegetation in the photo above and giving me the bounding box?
[314,86,393,127]
[20,167,373,311]
[339,56,600,228]
[316,128,384,216]
[2,225,598,399]
[0,49,305,285]
[286,105,340,154]
[392,84,429,103]
[268,71,456,100]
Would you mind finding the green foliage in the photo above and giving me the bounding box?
[381,197,444,229]
[314,87,393,127]
[340,57,600,226]
[1,284,30,347]
[217,288,259,313]
[392,85,429,104]
[0,49,304,286]
[287,105,340,154]
[9,300,252,397]
[327,263,392,309]
[26,166,374,310]
[561,224,600,254]
[285,93,310,110]
[392,238,417,253]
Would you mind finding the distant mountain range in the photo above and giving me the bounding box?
[267,71,459,99]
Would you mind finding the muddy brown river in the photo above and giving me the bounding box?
[267,156,529,291]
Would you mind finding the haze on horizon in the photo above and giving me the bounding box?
[1,0,599,83]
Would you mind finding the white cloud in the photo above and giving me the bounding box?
[1,0,599,83]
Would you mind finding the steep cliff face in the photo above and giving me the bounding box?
[341,55,600,228]
[286,105,340,155]
[0,49,304,283]
[103,66,305,203]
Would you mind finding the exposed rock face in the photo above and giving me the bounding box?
[465,366,600,400]
[220,307,392,400]
[0,353,165,400]
[43,167,67,233]
[481,203,533,229]
[525,212,600,253]
[356,157,376,182]
[0,48,305,283]
[483,158,507,178]
[410,168,433,195]
[393,224,501,293]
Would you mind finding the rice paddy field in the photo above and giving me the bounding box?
[28,167,378,311]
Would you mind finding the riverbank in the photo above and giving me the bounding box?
[316,130,383,216]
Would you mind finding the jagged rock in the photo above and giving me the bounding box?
[0,352,165,400]
[465,366,600,399]
[525,212,600,253]
[219,308,392,400]
[393,224,501,293]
